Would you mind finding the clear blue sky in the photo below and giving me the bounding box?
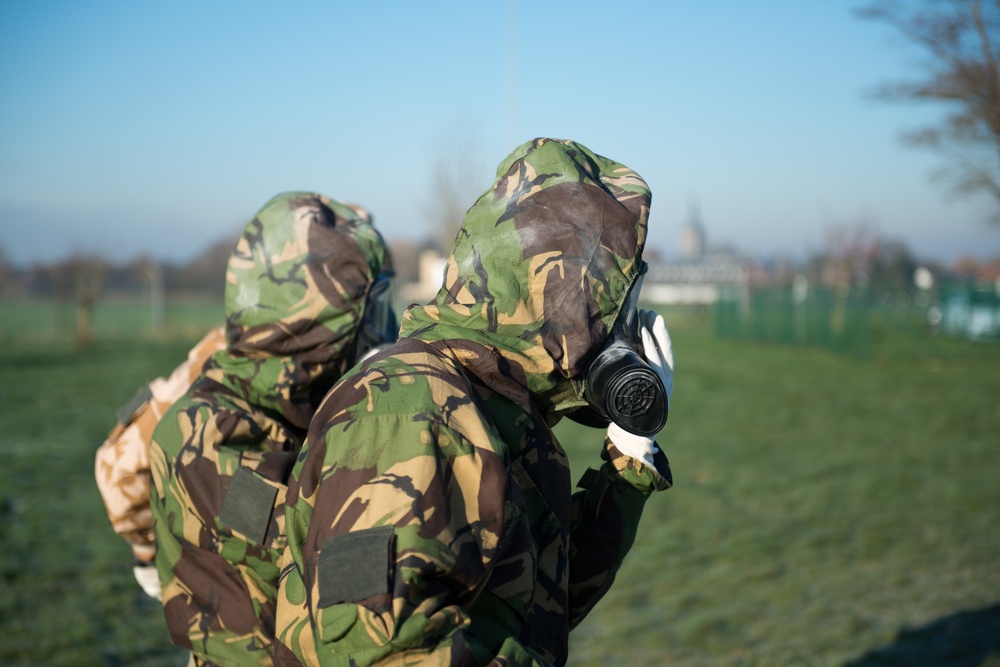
[2,0,999,267]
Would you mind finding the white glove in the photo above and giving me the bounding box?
[607,309,674,470]
[133,563,163,600]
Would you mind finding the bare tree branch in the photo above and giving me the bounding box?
[420,130,486,252]
[859,0,1000,222]
[48,252,107,345]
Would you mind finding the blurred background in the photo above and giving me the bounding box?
[1,1,998,666]
[2,0,1000,334]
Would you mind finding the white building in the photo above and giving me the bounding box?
[643,214,750,306]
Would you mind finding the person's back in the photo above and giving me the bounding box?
[276,139,674,666]
[150,192,395,665]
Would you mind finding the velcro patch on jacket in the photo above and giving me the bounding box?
[576,467,600,490]
[219,467,278,545]
[115,384,153,426]
[318,526,393,608]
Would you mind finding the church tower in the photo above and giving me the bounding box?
[680,201,706,260]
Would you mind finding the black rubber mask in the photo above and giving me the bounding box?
[568,263,668,437]
[348,269,399,366]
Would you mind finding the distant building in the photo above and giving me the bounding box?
[644,255,749,305]
[398,249,447,306]
[678,205,706,260]
[643,210,750,305]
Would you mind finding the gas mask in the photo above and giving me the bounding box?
[348,269,399,366]
[568,263,668,437]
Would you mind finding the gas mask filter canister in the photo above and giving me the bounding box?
[569,264,668,437]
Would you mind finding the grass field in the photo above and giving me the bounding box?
[0,299,222,343]
[0,304,998,666]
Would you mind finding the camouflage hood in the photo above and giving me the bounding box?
[218,192,390,429]
[399,138,651,415]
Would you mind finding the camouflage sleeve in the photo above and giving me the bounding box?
[566,438,672,628]
[94,398,159,560]
[95,327,226,560]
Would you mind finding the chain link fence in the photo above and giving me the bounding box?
[936,280,1000,341]
[713,277,1000,358]
[714,280,872,357]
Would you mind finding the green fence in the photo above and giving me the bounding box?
[714,278,1000,358]
[714,282,871,357]
[937,280,1000,341]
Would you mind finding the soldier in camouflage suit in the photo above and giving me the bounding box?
[150,192,395,666]
[275,138,675,666]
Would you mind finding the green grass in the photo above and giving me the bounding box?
[0,299,222,343]
[0,305,997,666]
[0,337,198,666]
[560,316,1000,667]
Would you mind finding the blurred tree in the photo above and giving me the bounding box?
[139,256,165,331]
[165,236,234,297]
[420,131,485,252]
[0,246,15,298]
[815,221,880,287]
[859,0,1000,222]
[869,238,918,293]
[49,253,107,346]
[805,223,920,297]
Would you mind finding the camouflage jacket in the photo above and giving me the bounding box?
[150,193,392,666]
[276,139,672,667]
[95,326,227,562]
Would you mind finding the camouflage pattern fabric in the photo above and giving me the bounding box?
[275,139,673,666]
[95,327,227,562]
[150,192,392,666]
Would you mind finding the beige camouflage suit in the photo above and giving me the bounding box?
[275,139,673,666]
[149,192,393,666]
[96,327,227,564]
